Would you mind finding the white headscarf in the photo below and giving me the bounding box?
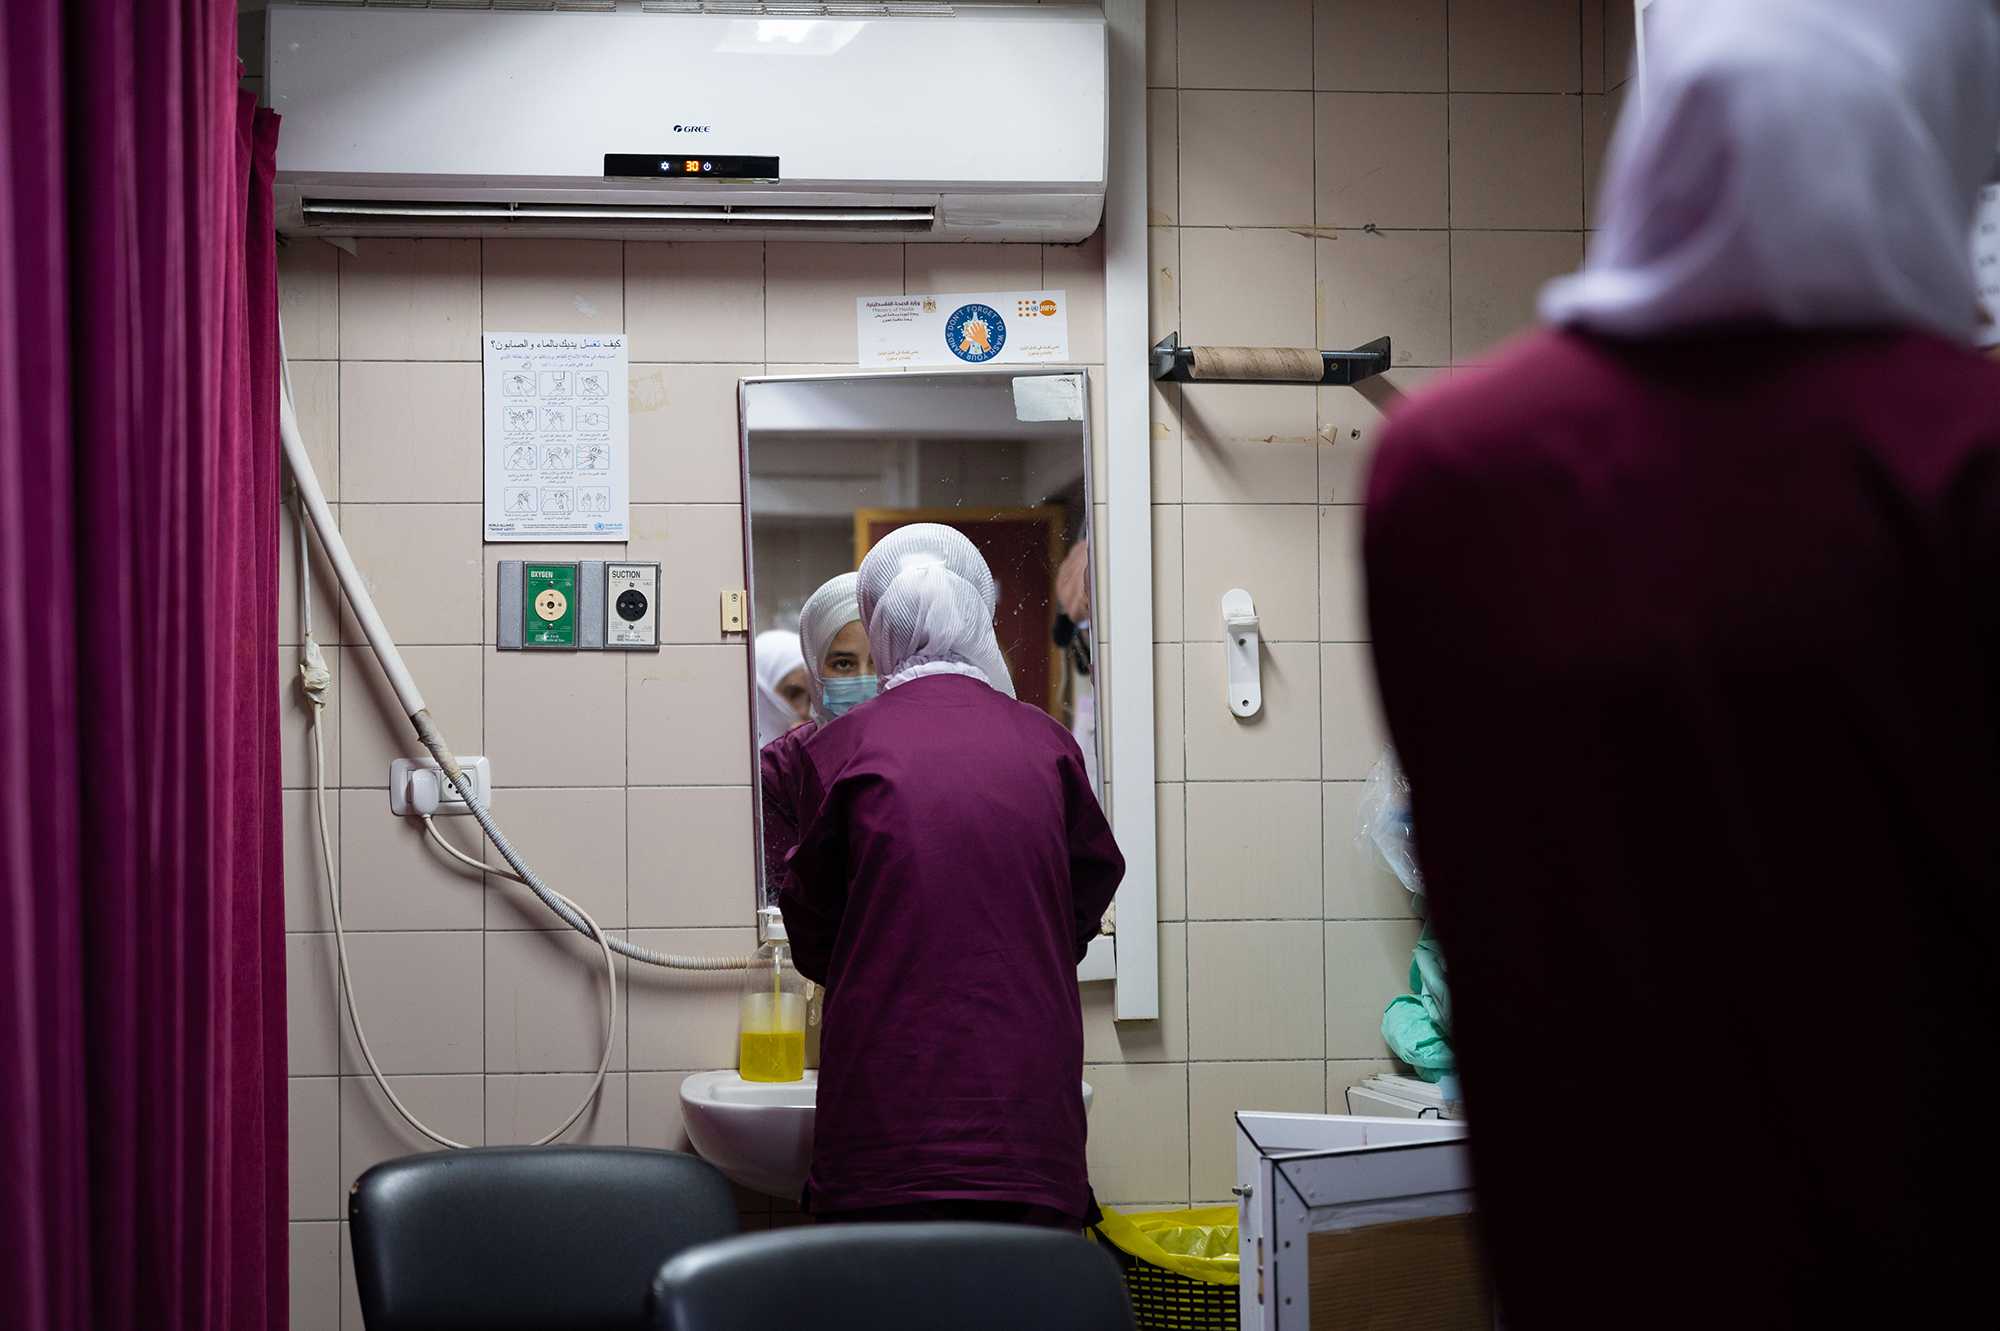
[1540,0,2000,342]
[753,629,806,748]
[856,523,1016,698]
[798,572,861,726]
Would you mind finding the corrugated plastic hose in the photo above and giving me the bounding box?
[280,332,746,1149]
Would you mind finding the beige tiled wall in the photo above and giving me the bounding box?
[277,234,1105,1327]
[275,3,1629,1324]
[1132,0,1626,1210]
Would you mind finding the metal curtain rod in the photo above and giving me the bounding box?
[1150,332,1392,387]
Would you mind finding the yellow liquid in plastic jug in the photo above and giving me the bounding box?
[738,1031,805,1082]
[739,987,807,1082]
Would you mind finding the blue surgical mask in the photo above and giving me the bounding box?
[820,674,879,719]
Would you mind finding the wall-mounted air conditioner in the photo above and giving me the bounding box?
[265,1,1107,243]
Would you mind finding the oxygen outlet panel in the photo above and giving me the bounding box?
[524,563,578,648]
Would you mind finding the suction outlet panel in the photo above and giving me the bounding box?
[606,562,660,649]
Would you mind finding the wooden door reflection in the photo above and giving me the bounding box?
[854,507,1067,717]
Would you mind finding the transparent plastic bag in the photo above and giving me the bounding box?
[1354,746,1424,895]
[1355,749,1455,1081]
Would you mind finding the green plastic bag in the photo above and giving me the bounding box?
[1382,922,1455,1083]
[1092,1206,1239,1284]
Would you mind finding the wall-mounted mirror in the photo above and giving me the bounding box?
[739,369,1099,908]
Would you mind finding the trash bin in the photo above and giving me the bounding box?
[1088,1205,1239,1330]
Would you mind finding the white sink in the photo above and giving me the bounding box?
[679,1070,819,1200]
[678,1072,1095,1202]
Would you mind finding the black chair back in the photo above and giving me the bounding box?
[351,1144,738,1331]
[649,1222,1137,1331]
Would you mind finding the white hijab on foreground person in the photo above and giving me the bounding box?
[1540,0,2000,342]
[797,572,863,726]
[856,523,1016,698]
[753,629,806,748]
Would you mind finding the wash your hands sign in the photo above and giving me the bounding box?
[483,332,629,542]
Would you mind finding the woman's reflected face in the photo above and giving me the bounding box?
[822,620,875,678]
[777,666,810,722]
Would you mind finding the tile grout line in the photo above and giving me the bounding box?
[621,236,633,1146]
[477,237,490,1149]
[1310,0,1331,1064]
[1174,0,1193,1207]
[1579,0,1591,232]
[333,241,353,1331]
[330,237,347,1321]
[1445,1,1458,368]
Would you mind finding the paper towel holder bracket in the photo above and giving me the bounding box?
[1222,588,1261,719]
[1151,332,1392,386]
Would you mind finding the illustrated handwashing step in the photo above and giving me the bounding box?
[679,1072,1095,1201]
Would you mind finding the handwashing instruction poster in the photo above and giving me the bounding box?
[857,289,1070,368]
[482,332,629,542]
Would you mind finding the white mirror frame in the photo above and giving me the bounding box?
[1633,0,1656,103]
[735,368,1128,991]
[1104,0,1158,1020]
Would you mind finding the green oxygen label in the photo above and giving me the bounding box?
[523,563,578,648]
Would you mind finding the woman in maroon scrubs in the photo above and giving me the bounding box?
[759,573,875,892]
[780,524,1122,1228]
[1364,1,2000,1325]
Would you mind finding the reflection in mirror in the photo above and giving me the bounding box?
[741,370,1098,910]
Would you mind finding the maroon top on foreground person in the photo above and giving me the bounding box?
[779,672,1123,1219]
[1364,326,2000,1328]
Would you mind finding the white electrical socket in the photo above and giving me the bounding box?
[388,756,490,817]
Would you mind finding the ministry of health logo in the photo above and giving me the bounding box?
[944,303,1006,363]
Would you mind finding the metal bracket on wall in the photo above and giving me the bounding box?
[1149,331,1393,387]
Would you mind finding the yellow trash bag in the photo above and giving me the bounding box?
[1091,1206,1240,1285]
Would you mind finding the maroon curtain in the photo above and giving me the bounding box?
[1,2,287,1328]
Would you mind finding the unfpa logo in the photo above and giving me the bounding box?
[944,303,1006,363]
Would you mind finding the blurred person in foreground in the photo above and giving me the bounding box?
[1363,1,2000,1325]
